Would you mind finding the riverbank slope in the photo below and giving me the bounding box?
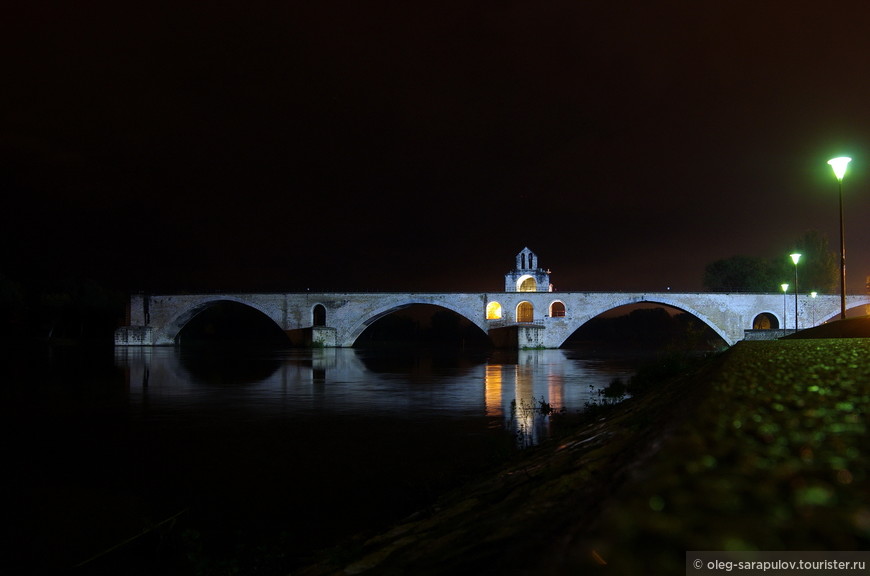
[296,326,870,574]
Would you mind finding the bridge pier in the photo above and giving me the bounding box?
[115,326,153,346]
[517,324,545,348]
[488,323,545,349]
[312,326,337,347]
[284,326,338,347]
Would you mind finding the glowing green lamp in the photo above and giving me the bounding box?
[827,156,851,180]
[827,156,851,319]
[789,254,801,330]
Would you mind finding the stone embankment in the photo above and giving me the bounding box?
[297,318,870,575]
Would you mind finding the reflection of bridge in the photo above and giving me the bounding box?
[115,248,870,348]
[113,347,635,445]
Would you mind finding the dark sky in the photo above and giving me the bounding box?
[4,1,870,294]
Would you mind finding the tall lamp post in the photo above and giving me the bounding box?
[811,291,818,327]
[827,156,851,320]
[781,283,789,330]
[790,253,801,330]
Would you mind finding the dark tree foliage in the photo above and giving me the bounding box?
[35,277,126,341]
[0,272,126,343]
[703,256,779,292]
[0,274,27,340]
[791,230,838,293]
[703,230,838,293]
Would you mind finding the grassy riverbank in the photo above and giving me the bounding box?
[296,328,870,574]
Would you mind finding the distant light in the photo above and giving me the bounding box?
[790,253,801,265]
[828,156,852,180]
[811,291,818,298]
[781,283,789,293]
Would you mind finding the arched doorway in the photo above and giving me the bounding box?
[752,312,779,329]
[517,276,537,292]
[486,301,503,320]
[549,301,566,318]
[516,301,534,323]
[313,304,327,327]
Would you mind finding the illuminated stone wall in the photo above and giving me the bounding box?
[116,290,870,348]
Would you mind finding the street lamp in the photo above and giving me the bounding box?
[781,283,789,330]
[827,156,851,320]
[790,253,801,330]
[811,291,818,327]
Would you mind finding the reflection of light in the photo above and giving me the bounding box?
[548,372,564,409]
[515,363,534,401]
[514,363,536,444]
[484,364,503,416]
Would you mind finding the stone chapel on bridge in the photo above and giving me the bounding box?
[504,247,553,293]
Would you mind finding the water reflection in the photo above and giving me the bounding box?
[115,346,635,444]
[9,345,641,573]
[178,345,283,385]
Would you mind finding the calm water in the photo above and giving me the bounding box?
[4,344,638,575]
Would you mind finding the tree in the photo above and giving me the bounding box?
[703,230,838,293]
[703,256,779,292]
[790,231,838,293]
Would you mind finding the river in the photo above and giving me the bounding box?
[4,343,640,575]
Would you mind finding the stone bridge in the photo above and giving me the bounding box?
[114,290,870,349]
[114,248,870,349]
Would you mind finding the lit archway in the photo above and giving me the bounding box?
[486,301,503,320]
[517,275,537,292]
[517,301,534,323]
[752,312,779,329]
[549,301,566,318]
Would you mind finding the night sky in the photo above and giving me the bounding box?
[4,1,870,294]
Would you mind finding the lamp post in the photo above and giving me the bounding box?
[811,291,818,327]
[827,156,851,320]
[781,283,789,331]
[790,253,801,330]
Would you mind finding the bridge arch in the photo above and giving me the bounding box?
[163,296,285,345]
[815,300,870,324]
[752,312,779,330]
[558,297,731,348]
[342,299,489,347]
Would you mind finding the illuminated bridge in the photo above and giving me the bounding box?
[115,248,870,349]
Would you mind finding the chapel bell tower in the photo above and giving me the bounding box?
[504,247,552,292]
